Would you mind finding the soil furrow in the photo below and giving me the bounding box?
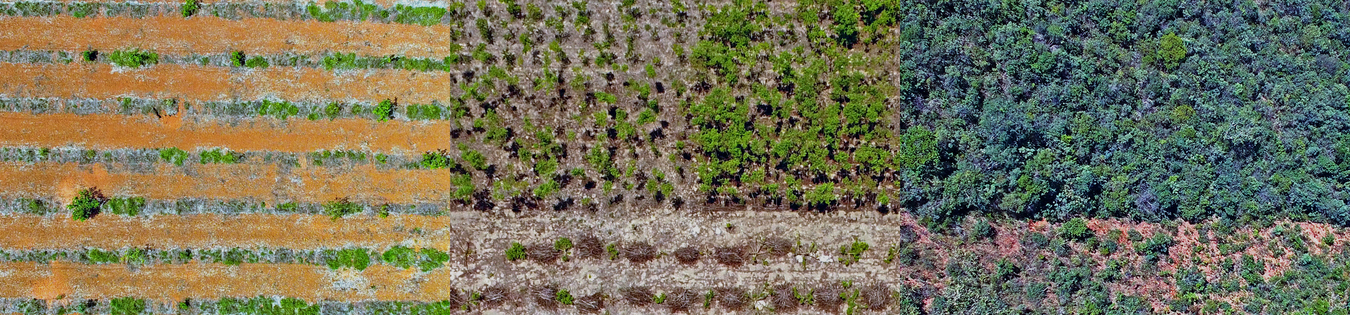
[0,16,461,58]
[0,62,460,104]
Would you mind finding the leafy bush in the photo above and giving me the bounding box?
[159,147,189,166]
[374,99,396,121]
[323,198,362,220]
[461,149,487,170]
[231,51,246,67]
[505,242,526,261]
[111,297,146,315]
[81,49,97,62]
[839,240,869,265]
[180,0,199,17]
[325,248,372,270]
[556,289,574,305]
[1060,218,1091,240]
[108,48,158,68]
[256,100,299,120]
[106,197,144,216]
[198,149,243,164]
[68,188,104,221]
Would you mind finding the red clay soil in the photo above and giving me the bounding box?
[0,63,460,104]
[0,112,455,153]
[0,162,466,204]
[0,16,461,58]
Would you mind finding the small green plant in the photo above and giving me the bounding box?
[199,149,243,164]
[653,293,667,304]
[461,149,487,170]
[231,51,246,67]
[68,188,104,221]
[158,147,189,166]
[325,248,372,270]
[81,49,98,62]
[839,240,869,266]
[606,243,620,260]
[374,99,396,121]
[106,197,145,216]
[323,198,362,220]
[556,289,574,305]
[1060,217,1091,240]
[111,297,146,315]
[108,48,159,68]
[554,237,573,251]
[181,0,200,17]
[506,242,527,261]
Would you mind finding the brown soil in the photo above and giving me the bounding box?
[0,16,460,58]
[0,63,460,105]
[0,112,454,153]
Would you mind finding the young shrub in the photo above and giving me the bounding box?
[111,297,147,315]
[505,242,527,261]
[68,187,105,221]
[1060,217,1092,240]
[461,149,487,170]
[555,289,574,305]
[323,198,362,220]
[108,48,159,68]
[106,197,145,216]
[373,99,396,121]
[158,147,189,166]
[231,51,246,67]
[839,240,869,266]
[971,219,995,239]
[181,0,200,17]
[81,49,98,62]
[325,248,372,270]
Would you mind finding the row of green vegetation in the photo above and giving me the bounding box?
[0,245,449,271]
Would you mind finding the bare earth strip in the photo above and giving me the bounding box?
[0,63,460,104]
[0,112,454,153]
[0,16,461,58]
[0,162,462,204]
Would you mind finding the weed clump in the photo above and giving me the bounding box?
[505,242,526,261]
[374,99,396,121]
[108,48,158,68]
[180,0,199,17]
[111,297,146,315]
[322,198,361,220]
[69,187,105,221]
[325,248,371,270]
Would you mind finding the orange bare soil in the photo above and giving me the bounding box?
[0,112,454,153]
[0,63,461,105]
[0,162,467,204]
[0,214,430,250]
[71,0,408,6]
[7,261,459,303]
[0,16,461,58]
